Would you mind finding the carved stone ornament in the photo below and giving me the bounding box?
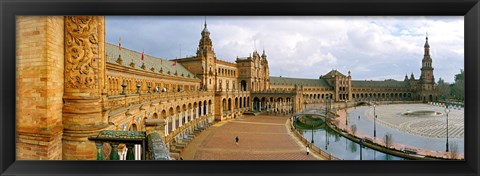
[65,16,99,89]
[116,55,123,65]
[130,61,135,68]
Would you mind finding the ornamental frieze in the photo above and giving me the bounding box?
[64,16,99,89]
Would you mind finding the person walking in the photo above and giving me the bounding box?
[306,145,310,155]
[235,136,239,145]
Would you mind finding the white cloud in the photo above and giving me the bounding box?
[106,16,464,83]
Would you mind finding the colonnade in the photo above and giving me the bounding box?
[253,97,294,115]
[165,102,212,136]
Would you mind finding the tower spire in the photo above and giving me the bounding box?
[202,16,209,34]
[424,32,430,48]
[197,16,214,57]
[423,32,430,57]
[420,34,434,89]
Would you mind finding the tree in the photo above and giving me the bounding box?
[455,69,464,82]
[449,142,459,159]
[436,78,451,100]
[350,124,357,135]
[384,133,393,148]
[451,69,465,102]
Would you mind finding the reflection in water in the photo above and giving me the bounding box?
[349,140,357,152]
[334,134,340,142]
[385,152,392,160]
[298,119,405,160]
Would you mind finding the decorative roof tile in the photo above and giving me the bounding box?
[352,80,409,88]
[322,69,346,78]
[106,43,198,80]
[270,76,331,87]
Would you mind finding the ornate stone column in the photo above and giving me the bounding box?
[172,115,176,130]
[165,118,169,135]
[190,109,194,121]
[178,112,182,127]
[196,107,199,119]
[62,16,108,160]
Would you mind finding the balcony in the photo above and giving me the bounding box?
[106,91,214,114]
[215,90,250,96]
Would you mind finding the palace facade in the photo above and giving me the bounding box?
[16,16,438,160]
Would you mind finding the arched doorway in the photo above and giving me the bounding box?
[253,97,261,111]
[241,80,247,91]
[203,100,207,115]
[222,99,227,115]
[235,98,238,110]
[129,124,138,131]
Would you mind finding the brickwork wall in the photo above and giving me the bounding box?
[16,16,64,160]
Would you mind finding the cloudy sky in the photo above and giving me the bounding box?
[106,16,464,83]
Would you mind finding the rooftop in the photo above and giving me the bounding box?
[322,69,346,78]
[106,43,197,80]
[352,80,409,88]
[270,76,331,87]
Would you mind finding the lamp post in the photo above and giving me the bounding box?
[345,100,348,126]
[373,104,377,138]
[445,107,450,152]
[311,123,315,144]
[325,126,329,150]
[360,138,364,160]
[325,94,330,118]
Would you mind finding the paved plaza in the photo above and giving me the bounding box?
[180,115,322,160]
[363,104,464,139]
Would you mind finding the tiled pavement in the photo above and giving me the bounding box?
[180,115,321,160]
[335,108,464,159]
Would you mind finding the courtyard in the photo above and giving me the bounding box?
[180,115,322,160]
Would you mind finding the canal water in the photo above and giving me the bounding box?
[299,121,406,160]
[347,106,464,153]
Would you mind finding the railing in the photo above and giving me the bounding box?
[288,119,341,160]
[164,114,212,144]
[291,127,341,160]
[251,90,296,94]
[106,91,214,112]
[215,90,250,96]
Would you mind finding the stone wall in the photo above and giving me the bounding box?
[16,16,65,160]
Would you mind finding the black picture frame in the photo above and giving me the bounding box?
[1,0,479,176]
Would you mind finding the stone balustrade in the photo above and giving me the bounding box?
[106,91,214,112]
